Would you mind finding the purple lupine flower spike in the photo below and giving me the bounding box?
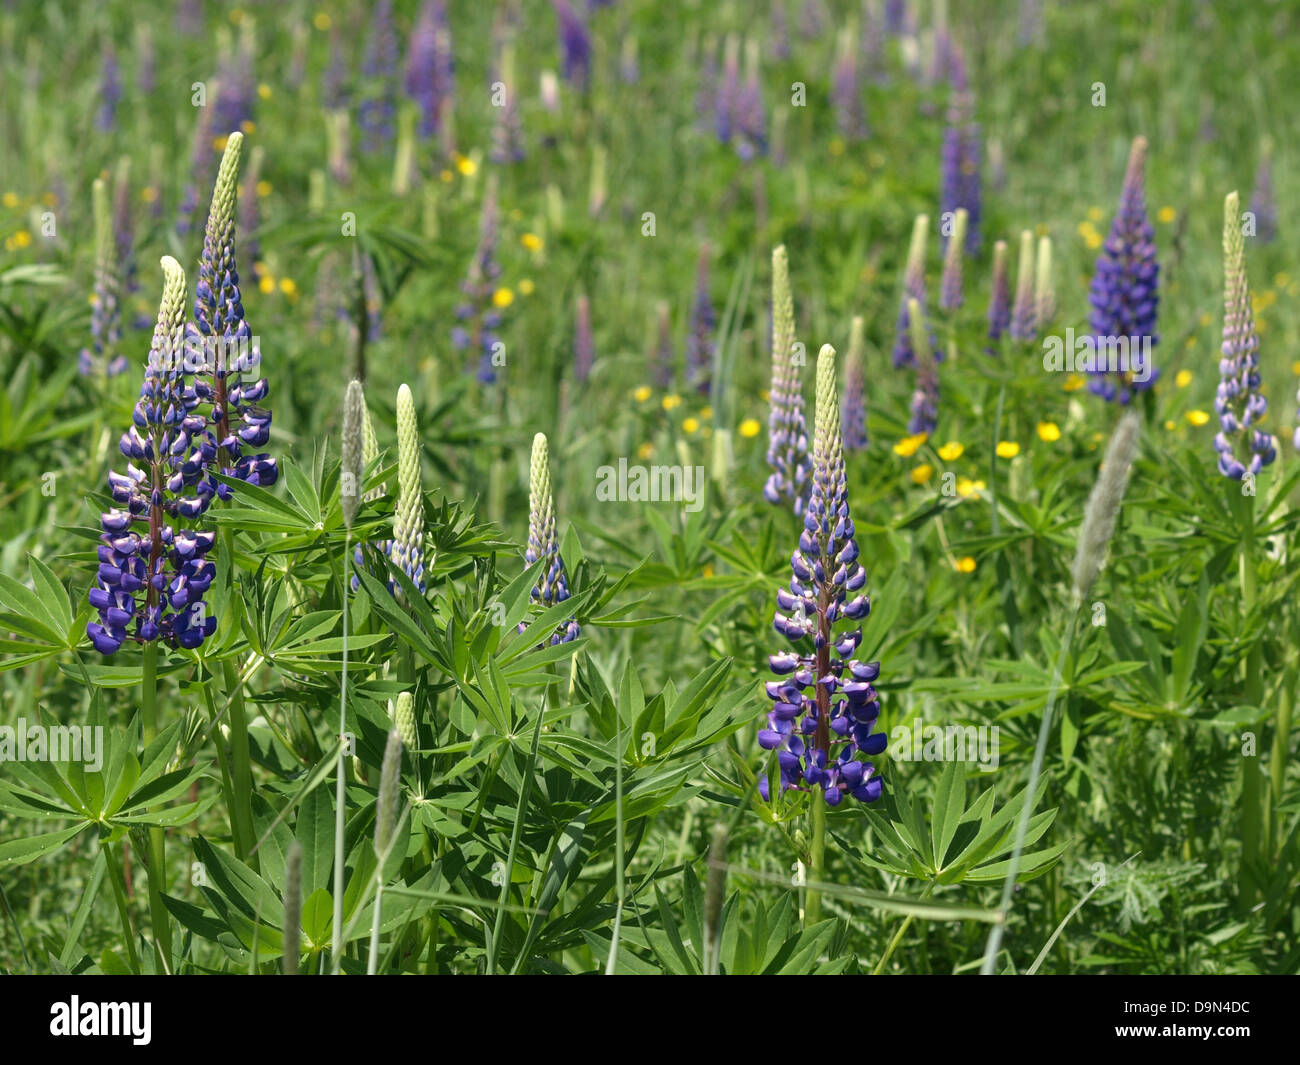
[832,27,868,141]
[407,0,455,138]
[1087,136,1159,403]
[97,44,121,133]
[490,44,526,165]
[686,244,716,395]
[770,2,791,61]
[521,433,580,645]
[574,292,594,383]
[761,344,884,806]
[906,298,940,435]
[79,179,128,378]
[892,214,933,368]
[939,41,981,255]
[451,177,505,384]
[986,239,1010,351]
[359,0,399,151]
[552,0,591,91]
[939,208,968,311]
[733,39,768,160]
[1009,229,1037,342]
[842,315,868,451]
[765,245,811,514]
[88,257,217,655]
[1217,191,1276,478]
[323,28,349,111]
[176,96,217,238]
[1250,141,1276,245]
[188,132,277,499]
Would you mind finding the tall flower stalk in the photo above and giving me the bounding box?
[79,178,128,378]
[389,384,426,596]
[1087,135,1159,403]
[907,297,940,435]
[686,244,716,395]
[765,245,811,513]
[762,344,885,923]
[89,255,214,960]
[1216,191,1275,481]
[1009,229,1036,342]
[986,239,1010,350]
[892,214,932,367]
[842,315,868,451]
[522,433,580,645]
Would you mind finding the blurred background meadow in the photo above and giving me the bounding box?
[0,0,1298,975]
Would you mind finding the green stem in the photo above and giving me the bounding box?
[980,602,1081,974]
[140,643,172,965]
[487,698,548,975]
[220,527,256,867]
[873,914,915,975]
[806,795,826,925]
[332,533,351,974]
[101,841,141,974]
[1269,666,1295,858]
[1239,491,1262,910]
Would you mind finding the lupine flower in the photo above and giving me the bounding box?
[451,177,505,384]
[860,0,885,83]
[686,245,716,395]
[1034,234,1055,329]
[323,29,350,111]
[97,44,120,133]
[176,96,218,238]
[798,0,829,39]
[79,179,128,378]
[885,0,908,36]
[1087,136,1159,403]
[892,214,932,368]
[832,26,868,141]
[764,245,811,514]
[939,208,968,311]
[112,158,148,331]
[391,692,417,754]
[490,45,526,166]
[770,1,791,61]
[521,433,580,645]
[341,380,366,532]
[986,239,1010,350]
[359,0,399,151]
[1009,229,1036,342]
[1250,142,1276,245]
[552,0,591,91]
[88,257,217,655]
[350,382,387,592]
[733,39,768,160]
[388,384,426,594]
[406,0,455,138]
[761,344,885,806]
[620,33,639,84]
[574,292,594,383]
[1216,191,1275,479]
[652,300,674,390]
[842,315,868,451]
[175,0,202,36]
[696,36,719,132]
[214,25,256,137]
[715,37,738,146]
[187,132,277,499]
[907,297,939,435]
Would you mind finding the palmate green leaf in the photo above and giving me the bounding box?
[930,760,967,870]
[0,823,87,866]
[193,835,285,928]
